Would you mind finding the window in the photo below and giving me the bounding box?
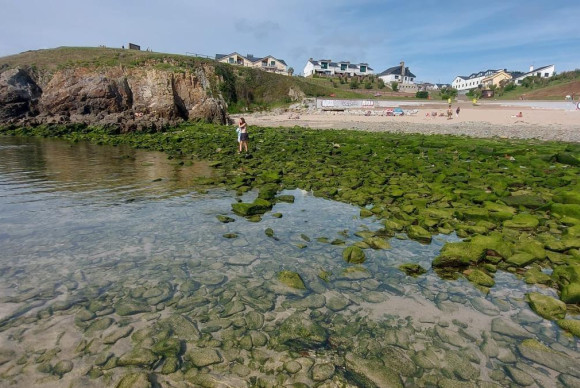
[270,60,276,66]
[360,65,366,73]
[229,58,234,64]
[321,62,328,69]
[544,72,549,77]
[341,64,347,71]
[395,75,399,79]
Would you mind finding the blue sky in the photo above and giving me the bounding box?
[1,0,578,83]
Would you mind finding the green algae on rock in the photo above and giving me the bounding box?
[556,319,580,338]
[398,263,427,277]
[526,292,567,320]
[231,198,272,216]
[343,246,366,264]
[277,270,306,289]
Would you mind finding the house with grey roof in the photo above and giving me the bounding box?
[215,52,289,75]
[303,59,374,77]
[378,62,417,93]
[512,65,555,85]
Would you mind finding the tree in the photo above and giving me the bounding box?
[288,67,294,76]
[350,78,359,89]
[364,81,372,89]
[391,81,399,92]
[377,78,385,89]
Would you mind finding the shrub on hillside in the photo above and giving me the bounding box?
[350,79,359,89]
[364,81,372,89]
[416,91,429,99]
[391,81,399,92]
[377,79,385,89]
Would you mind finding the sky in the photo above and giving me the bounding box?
[1,0,579,83]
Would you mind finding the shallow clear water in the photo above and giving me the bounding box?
[0,137,578,388]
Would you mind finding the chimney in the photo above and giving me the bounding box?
[400,61,405,83]
[529,65,534,72]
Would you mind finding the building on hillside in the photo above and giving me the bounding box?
[452,69,500,91]
[512,65,555,85]
[377,62,418,93]
[481,70,512,88]
[417,83,439,91]
[215,52,289,75]
[303,59,374,77]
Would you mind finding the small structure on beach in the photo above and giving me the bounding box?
[128,43,141,51]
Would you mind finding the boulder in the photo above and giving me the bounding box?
[278,313,328,349]
[231,198,272,216]
[0,68,41,119]
[407,225,432,243]
[503,213,539,230]
[526,292,566,320]
[343,246,366,264]
[556,319,580,338]
[466,269,495,287]
[398,263,427,277]
[277,270,306,289]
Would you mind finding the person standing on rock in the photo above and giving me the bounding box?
[238,117,249,153]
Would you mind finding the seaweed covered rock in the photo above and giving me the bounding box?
[466,269,495,287]
[433,234,510,268]
[398,263,427,277]
[277,313,328,350]
[551,203,580,219]
[277,270,306,289]
[343,246,366,264]
[406,225,432,244]
[503,213,539,230]
[115,373,151,388]
[526,292,566,320]
[551,264,580,304]
[231,198,272,216]
[556,319,580,337]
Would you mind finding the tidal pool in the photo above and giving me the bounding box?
[0,137,578,388]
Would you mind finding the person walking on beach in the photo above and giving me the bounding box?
[455,106,460,118]
[238,117,249,153]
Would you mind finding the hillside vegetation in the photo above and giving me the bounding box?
[0,47,371,113]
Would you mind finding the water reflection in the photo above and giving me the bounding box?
[0,137,213,203]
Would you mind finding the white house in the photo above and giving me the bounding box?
[452,69,500,91]
[513,65,555,85]
[303,59,374,77]
[378,62,417,93]
[215,52,289,75]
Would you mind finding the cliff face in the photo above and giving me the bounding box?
[0,62,228,131]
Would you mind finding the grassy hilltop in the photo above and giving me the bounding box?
[0,46,376,112]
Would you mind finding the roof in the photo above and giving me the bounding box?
[309,59,371,70]
[515,64,554,79]
[216,52,287,66]
[455,69,499,81]
[378,66,416,78]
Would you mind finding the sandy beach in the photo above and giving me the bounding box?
[242,100,580,142]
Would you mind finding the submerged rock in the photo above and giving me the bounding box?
[231,199,272,216]
[398,263,427,277]
[216,215,235,223]
[343,246,366,264]
[186,348,222,367]
[278,313,328,349]
[517,339,579,376]
[466,268,495,287]
[277,270,306,289]
[117,348,158,367]
[115,372,151,388]
[52,359,73,376]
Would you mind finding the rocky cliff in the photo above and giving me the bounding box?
[0,59,228,131]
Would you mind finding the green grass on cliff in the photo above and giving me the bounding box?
[0,46,364,112]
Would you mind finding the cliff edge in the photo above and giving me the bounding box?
[0,47,229,131]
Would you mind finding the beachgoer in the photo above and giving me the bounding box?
[235,126,241,146]
[238,117,249,153]
[455,106,460,117]
[447,107,453,119]
[516,112,523,118]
